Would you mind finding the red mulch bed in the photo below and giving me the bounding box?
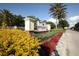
[42,32,63,54]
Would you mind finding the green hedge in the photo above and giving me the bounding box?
[33,31,57,40]
[33,29,64,41]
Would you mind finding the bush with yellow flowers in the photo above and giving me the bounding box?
[0,29,40,56]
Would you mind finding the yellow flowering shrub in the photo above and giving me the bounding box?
[0,29,40,56]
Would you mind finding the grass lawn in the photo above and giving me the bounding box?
[33,28,65,41]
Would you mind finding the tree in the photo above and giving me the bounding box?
[0,9,25,28]
[0,19,2,26]
[49,3,67,29]
[58,20,69,29]
[11,15,24,27]
[0,9,13,28]
[27,16,39,21]
[74,22,79,31]
[46,21,56,29]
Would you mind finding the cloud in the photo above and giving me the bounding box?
[69,16,79,22]
[68,16,79,27]
[47,18,59,25]
[47,16,79,28]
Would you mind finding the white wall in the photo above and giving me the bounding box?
[47,24,51,31]
[25,19,30,31]
[37,21,47,31]
[24,17,51,31]
[24,18,34,31]
[30,21,34,31]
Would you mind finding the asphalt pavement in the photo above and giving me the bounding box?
[56,30,79,56]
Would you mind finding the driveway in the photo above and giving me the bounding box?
[56,30,79,56]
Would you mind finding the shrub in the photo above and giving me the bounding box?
[41,31,57,40]
[0,29,40,56]
[1,22,7,29]
[33,29,64,41]
[43,32,63,54]
[74,22,79,31]
[33,31,57,40]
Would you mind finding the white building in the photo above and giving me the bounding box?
[24,17,34,31]
[24,17,51,32]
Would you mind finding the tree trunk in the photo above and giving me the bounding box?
[56,19,58,29]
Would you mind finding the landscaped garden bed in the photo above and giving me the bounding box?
[39,32,63,56]
[36,29,64,56]
[0,29,40,56]
[0,28,64,56]
[33,29,64,41]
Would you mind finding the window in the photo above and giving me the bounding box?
[43,23,44,26]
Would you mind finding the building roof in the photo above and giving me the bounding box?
[24,17,36,23]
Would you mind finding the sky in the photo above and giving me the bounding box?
[0,3,79,27]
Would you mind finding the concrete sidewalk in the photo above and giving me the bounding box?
[56,30,79,56]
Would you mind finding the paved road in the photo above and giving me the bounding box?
[56,30,79,56]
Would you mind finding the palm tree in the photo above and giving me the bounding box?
[49,3,67,29]
[0,9,13,28]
